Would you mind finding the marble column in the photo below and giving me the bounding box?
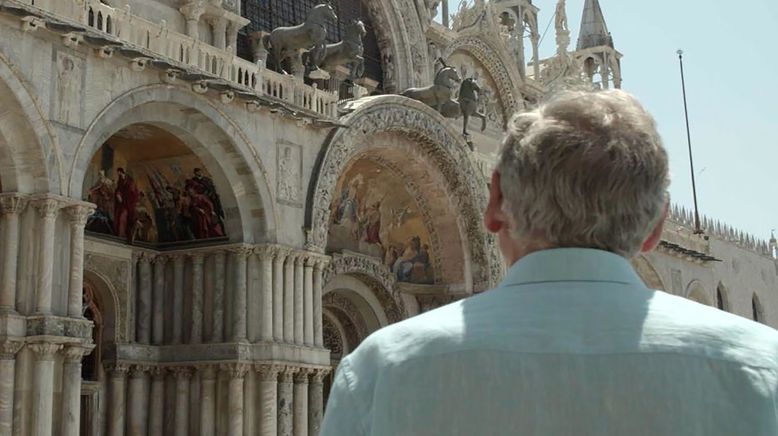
[173,367,192,436]
[273,249,286,342]
[227,22,239,55]
[258,247,274,342]
[293,369,310,436]
[0,195,25,313]
[308,369,328,436]
[191,253,205,344]
[213,250,226,342]
[107,363,129,436]
[283,254,295,343]
[441,0,449,27]
[0,340,23,434]
[222,363,249,436]
[211,17,227,50]
[32,198,60,314]
[199,366,217,436]
[303,259,314,346]
[29,343,63,435]
[231,248,250,342]
[172,254,185,344]
[277,367,295,436]
[62,345,94,436]
[294,256,305,345]
[65,203,95,318]
[148,367,165,436]
[257,365,279,436]
[127,365,150,436]
[312,261,325,348]
[152,255,167,345]
[181,4,205,39]
[137,254,153,344]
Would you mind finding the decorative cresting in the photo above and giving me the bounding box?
[445,36,524,124]
[305,95,496,287]
[323,253,406,323]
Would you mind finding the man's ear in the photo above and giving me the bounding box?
[484,171,507,234]
[640,202,668,253]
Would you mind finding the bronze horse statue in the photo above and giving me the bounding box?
[457,77,488,135]
[307,19,367,81]
[440,77,488,136]
[401,62,461,112]
[263,3,338,75]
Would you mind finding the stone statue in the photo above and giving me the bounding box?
[401,60,461,113]
[263,3,338,75]
[555,0,569,32]
[307,19,367,81]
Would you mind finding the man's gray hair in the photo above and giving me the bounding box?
[497,90,669,257]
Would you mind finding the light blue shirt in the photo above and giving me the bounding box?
[321,248,778,436]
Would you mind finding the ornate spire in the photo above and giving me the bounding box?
[577,0,612,50]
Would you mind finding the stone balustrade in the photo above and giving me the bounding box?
[7,0,339,118]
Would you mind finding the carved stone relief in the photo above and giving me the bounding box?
[50,49,86,129]
[277,141,303,206]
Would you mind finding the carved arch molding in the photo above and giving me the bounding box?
[364,0,431,91]
[324,254,405,323]
[306,95,502,289]
[445,36,524,122]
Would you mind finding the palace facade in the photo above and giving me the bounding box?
[0,0,775,434]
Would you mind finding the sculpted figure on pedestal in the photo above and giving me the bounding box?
[263,3,338,76]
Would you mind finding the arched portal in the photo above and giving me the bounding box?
[70,86,276,243]
[631,256,666,291]
[307,96,500,291]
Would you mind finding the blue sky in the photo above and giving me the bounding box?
[442,0,778,240]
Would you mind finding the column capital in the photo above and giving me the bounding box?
[293,252,306,266]
[230,245,253,259]
[28,342,63,360]
[152,254,169,266]
[254,245,278,259]
[198,364,217,379]
[171,366,193,379]
[294,367,312,383]
[304,255,317,268]
[255,363,282,382]
[31,197,61,219]
[105,362,130,376]
[180,1,207,20]
[134,251,154,265]
[0,194,27,216]
[62,344,94,363]
[220,362,250,379]
[64,203,96,227]
[0,339,24,359]
[149,366,167,379]
[278,366,297,383]
[129,363,154,377]
[310,368,331,384]
[314,257,330,272]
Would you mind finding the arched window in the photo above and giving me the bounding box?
[752,294,764,323]
[716,284,728,311]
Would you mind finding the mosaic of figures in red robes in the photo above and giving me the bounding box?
[84,146,226,245]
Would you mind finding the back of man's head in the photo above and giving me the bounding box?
[497,90,669,258]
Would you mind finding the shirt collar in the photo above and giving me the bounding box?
[499,248,647,288]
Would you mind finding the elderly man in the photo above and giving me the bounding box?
[321,90,778,435]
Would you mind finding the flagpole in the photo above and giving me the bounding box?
[677,49,703,235]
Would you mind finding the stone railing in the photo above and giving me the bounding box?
[10,0,338,118]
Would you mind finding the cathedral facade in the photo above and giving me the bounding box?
[0,0,774,434]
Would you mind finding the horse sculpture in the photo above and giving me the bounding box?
[457,77,488,135]
[401,62,461,112]
[263,3,338,75]
[307,19,367,81]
